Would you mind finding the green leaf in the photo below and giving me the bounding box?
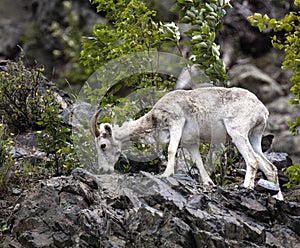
[1,223,9,232]
[170,3,181,12]
[253,13,262,19]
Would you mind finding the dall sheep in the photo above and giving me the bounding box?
[90,87,283,200]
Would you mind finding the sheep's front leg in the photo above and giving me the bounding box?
[161,123,184,177]
[186,144,214,185]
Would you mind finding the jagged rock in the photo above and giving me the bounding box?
[11,188,22,196]
[254,179,279,196]
[1,1,300,246]
[285,185,300,202]
[265,152,292,186]
[229,64,284,103]
[2,169,299,247]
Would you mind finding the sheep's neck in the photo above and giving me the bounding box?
[114,115,153,145]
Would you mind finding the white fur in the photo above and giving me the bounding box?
[91,87,283,200]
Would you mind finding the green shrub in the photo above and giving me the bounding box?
[81,0,180,107]
[284,163,300,188]
[36,94,80,175]
[81,0,180,70]
[172,0,231,85]
[81,0,230,87]
[0,59,46,133]
[0,58,79,176]
[0,124,14,191]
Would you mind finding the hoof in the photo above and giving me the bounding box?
[100,168,115,174]
[273,191,284,201]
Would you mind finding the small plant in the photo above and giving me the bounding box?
[284,163,300,188]
[0,59,46,133]
[0,57,79,177]
[0,124,14,191]
[211,144,242,186]
[36,93,79,175]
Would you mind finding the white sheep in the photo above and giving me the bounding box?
[90,87,283,200]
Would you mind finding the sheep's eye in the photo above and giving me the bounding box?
[100,144,107,150]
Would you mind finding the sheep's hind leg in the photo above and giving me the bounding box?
[226,128,259,188]
[249,126,284,200]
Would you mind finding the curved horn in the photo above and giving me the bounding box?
[90,109,102,137]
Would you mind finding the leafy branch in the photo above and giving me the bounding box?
[173,0,231,85]
[81,0,180,70]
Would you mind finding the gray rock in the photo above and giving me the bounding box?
[2,170,299,247]
[254,179,280,196]
[0,0,32,58]
[10,147,28,159]
[11,188,22,196]
[229,64,284,103]
[266,96,300,161]
[0,25,21,58]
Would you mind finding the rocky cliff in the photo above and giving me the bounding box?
[1,1,300,247]
[2,168,300,247]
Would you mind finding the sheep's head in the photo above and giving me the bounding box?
[90,110,121,173]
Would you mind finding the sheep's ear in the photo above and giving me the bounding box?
[104,124,112,137]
